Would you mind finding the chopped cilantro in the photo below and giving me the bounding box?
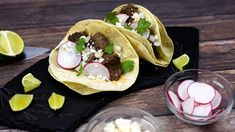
[104,43,114,54]
[121,60,134,73]
[136,18,151,35]
[76,38,86,52]
[76,63,83,76]
[124,25,133,30]
[104,12,119,25]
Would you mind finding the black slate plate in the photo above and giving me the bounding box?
[0,27,199,132]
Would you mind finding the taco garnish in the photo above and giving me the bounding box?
[105,4,160,49]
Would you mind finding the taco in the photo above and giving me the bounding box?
[48,19,139,95]
[104,4,174,67]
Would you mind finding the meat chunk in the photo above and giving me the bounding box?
[106,64,122,81]
[102,53,122,81]
[120,4,138,24]
[68,31,88,43]
[120,4,138,16]
[91,32,109,50]
[102,54,120,65]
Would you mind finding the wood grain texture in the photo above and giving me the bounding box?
[0,0,235,131]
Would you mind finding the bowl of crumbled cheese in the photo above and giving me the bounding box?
[86,106,162,132]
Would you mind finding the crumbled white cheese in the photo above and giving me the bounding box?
[98,58,104,63]
[95,49,103,58]
[153,41,160,47]
[149,35,160,47]
[90,48,96,53]
[114,45,122,53]
[104,118,150,132]
[132,13,140,22]
[143,29,150,39]
[115,22,122,27]
[131,122,141,132]
[115,118,131,132]
[149,35,156,43]
[104,122,118,132]
[116,14,129,26]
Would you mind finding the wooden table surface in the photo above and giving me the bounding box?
[0,0,235,131]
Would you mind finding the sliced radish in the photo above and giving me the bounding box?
[192,103,212,117]
[57,41,81,69]
[83,62,110,80]
[167,91,181,110]
[187,82,216,104]
[182,97,195,114]
[194,102,200,107]
[211,90,222,110]
[177,80,194,100]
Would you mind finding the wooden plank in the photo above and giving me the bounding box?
[199,39,235,71]
[0,0,235,30]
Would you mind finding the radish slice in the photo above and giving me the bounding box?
[168,91,181,110]
[187,82,216,104]
[182,97,195,114]
[57,41,81,69]
[83,63,110,80]
[192,103,212,117]
[177,80,194,100]
[211,90,222,110]
[194,102,200,107]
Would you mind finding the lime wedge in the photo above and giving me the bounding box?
[48,92,65,110]
[9,94,33,112]
[0,31,24,56]
[22,73,41,93]
[173,54,190,71]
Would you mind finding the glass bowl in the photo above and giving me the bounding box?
[163,69,234,125]
[86,106,162,132]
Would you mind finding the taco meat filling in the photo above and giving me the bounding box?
[105,4,160,52]
[57,31,133,81]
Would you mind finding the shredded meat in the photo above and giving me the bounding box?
[120,4,138,16]
[120,4,138,23]
[68,31,88,43]
[91,32,109,50]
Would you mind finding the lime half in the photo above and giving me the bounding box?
[22,73,41,93]
[9,94,33,112]
[48,92,65,110]
[173,54,190,71]
[0,31,24,56]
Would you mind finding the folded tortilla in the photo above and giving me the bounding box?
[48,19,139,95]
[107,4,174,67]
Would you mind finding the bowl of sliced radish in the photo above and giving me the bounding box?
[163,69,234,125]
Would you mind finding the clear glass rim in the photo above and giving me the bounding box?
[86,106,162,131]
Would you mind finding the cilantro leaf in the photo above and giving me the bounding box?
[124,25,133,30]
[121,60,134,73]
[76,38,86,52]
[136,18,151,35]
[105,12,119,25]
[76,63,83,76]
[104,43,114,54]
